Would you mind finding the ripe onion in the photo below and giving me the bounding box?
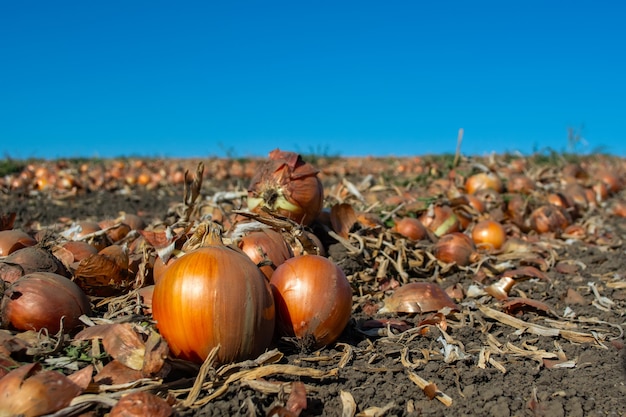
[270,255,352,349]
[392,218,428,241]
[465,172,503,195]
[238,228,293,279]
[152,224,275,364]
[1,272,91,334]
[528,205,571,234]
[432,232,479,266]
[419,204,460,237]
[248,149,324,225]
[0,229,37,256]
[471,220,506,250]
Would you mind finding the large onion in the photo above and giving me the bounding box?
[152,224,275,364]
[247,149,324,225]
[1,272,91,334]
[270,255,352,349]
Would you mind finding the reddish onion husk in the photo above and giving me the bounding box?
[270,255,352,349]
[1,272,91,334]
[152,224,275,364]
[238,228,293,279]
[432,232,479,266]
[247,149,324,225]
[0,229,37,256]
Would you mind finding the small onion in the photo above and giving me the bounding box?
[152,224,275,364]
[392,217,428,241]
[238,228,293,279]
[270,255,352,349]
[432,232,479,266]
[419,204,460,236]
[248,149,324,225]
[109,391,173,417]
[1,272,91,334]
[528,205,571,234]
[379,282,459,314]
[471,220,506,250]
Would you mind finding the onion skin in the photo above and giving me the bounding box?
[0,229,37,256]
[1,272,91,334]
[270,255,352,349]
[248,149,324,225]
[152,245,275,364]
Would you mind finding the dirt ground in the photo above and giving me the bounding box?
[1,154,625,417]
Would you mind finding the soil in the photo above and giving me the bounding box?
[1,155,625,417]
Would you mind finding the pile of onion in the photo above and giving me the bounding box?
[247,149,324,226]
[151,223,275,364]
[270,255,352,349]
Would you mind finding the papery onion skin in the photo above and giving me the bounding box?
[248,149,324,225]
[270,255,352,349]
[152,246,275,365]
[393,218,428,241]
[1,272,91,334]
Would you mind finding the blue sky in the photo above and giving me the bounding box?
[1,1,624,159]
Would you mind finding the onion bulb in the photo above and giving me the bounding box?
[1,272,91,334]
[528,205,571,234]
[471,220,506,250]
[152,223,275,364]
[270,255,352,349]
[248,149,324,225]
[432,232,479,266]
[238,228,293,279]
[465,172,503,195]
[392,217,428,241]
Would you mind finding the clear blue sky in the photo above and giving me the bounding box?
[1,1,624,159]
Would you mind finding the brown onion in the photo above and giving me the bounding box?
[471,220,506,250]
[379,282,459,314]
[248,149,324,225]
[1,272,91,334]
[419,204,460,236]
[238,228,293,279]
[0,363,92,417]
[432,232,479,266]
[270,255,352,349]
[465,172,503,195]
[152,224,275,364]
[393,217,428,241]
[528,205,571,234]
[109,391,173,417]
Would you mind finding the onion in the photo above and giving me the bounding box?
[238,228,293,279]
[248,149,324,225]
[432,232,479,266]
[270,255,352,349]
[378,282,459,314]
[392,217,428,241]
[465,172,503,195]
[1,272,91,334]
[528,205,571,234]
[419,204,460,237]
[109,391,173,417]
[471,220,506,250]
[152,223,275,364]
